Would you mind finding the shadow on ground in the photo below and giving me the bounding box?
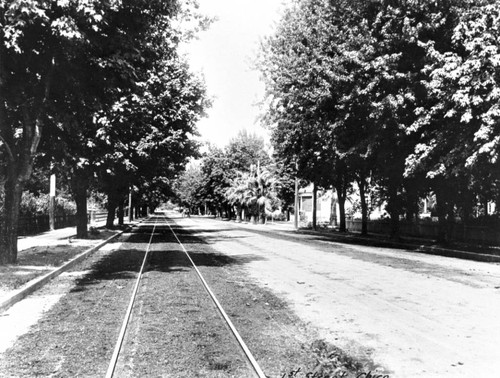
[70,224,266,293]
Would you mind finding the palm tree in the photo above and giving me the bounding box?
[225,163,280,224]
[225,171,249,222]
[243,164,279,224]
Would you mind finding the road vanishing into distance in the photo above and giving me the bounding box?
[1,212,499,378]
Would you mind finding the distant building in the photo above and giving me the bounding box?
[298,184,337,225]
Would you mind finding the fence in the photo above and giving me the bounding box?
[345,219,500,246]
[88,211,108,224]
[16,211,108,236]
[17,214,77,236]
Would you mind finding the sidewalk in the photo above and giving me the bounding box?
[18,227,77,252]
[17,219,112,251]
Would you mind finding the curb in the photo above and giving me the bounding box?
[415,245,500,263]
[0,229,125,314]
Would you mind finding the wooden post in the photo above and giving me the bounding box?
[294,176,299,230]
[49,173,56,230]
[312,182,317,230]
[128,187,133,222]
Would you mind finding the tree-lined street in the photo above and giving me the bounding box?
[2,214,499,377]
[2,1,500,377]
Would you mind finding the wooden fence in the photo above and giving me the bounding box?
[345,219,500,246]
[16,211,108,236]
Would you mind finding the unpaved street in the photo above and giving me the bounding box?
[178,215,500,378]
[2,215,499,377]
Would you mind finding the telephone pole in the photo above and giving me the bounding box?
[49,171,56,231]
[294,176,299,230]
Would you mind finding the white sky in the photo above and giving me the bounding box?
[182,0,288,148]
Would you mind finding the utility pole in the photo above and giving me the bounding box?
[128,186,133,222]
[294,176,299,230]
[312,182,317,230]
[49,171,56,231]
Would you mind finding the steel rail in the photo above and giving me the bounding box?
[162,213,267,378]
[105,216,158,378]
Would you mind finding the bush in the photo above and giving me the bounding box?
[20,191,76,216]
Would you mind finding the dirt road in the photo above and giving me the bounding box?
[2,215,499,377]
[178,216,500,378]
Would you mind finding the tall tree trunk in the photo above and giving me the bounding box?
[73,172,88,239]
[334,176,348,232]
[236,204,242,222]
[387,182,401,239]
[0,176,23,264]
[330,194,337,227]
[0,45,53,264]
[312,182,317,230]
[106,204,116,228]
[148,203,156,214]
[357,176,368,236]
[0,114,42,263]
[118,201,124,226]
[250,203,257,224]
[259,202,266,224]
[106,193,117,228]
[338,194,346,232]
[447,204,455,242]
[74,194,88,238]
[435,181,448,243]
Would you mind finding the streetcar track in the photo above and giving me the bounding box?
[162,213,267,378]
[105,216,158,378]
[105,213,267,378]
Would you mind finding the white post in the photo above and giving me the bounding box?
[128,187,133,222]
[294,176,299,230]
[49,173,56,230]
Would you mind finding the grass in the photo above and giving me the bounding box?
[0,229,119,296]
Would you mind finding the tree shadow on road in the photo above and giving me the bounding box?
[70,228,265,293]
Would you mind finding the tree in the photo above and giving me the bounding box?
[0,1,110,263]
[404,0,500,239]
[198,145,233,217]
[258,0,492,240]
[226,130,271,171]
[270,160,297,221]
[0,0,209,263]
[258,0,367,231]
[225,170,251,222]
[96,55,208,227]
[174,164,205,213]
[240,164,279,224]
